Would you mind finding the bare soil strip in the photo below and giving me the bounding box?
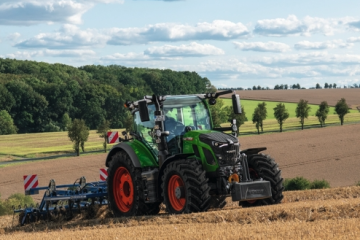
[221,88,360,109]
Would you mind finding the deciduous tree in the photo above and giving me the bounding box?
[258,102,267,132]
[274,103,289,132]
[97,120,111,153]
[315,101,329,127]
[335,98,350,125]
[0,110,17,135]
[296,99,311,130]
[252,107,262,134]
[68,119,89,156]
[209,98,227,127]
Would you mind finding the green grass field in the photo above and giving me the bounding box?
[222,99,358,120]
[0,129,123,161]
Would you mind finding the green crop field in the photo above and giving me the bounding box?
[222,99,358,120]
[0,129,123,161]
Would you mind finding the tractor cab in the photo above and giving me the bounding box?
[133,95,212,156]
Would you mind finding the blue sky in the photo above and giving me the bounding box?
[1,0,360,89]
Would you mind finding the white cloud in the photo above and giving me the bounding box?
[347,37,360,43]
[233,41,291,52]
[107,20,250,45]
[254,52,360,67]
[254,15,356,37]
[5,49,95,59]
[100,52,150,61]
[294,40,353,50]
[0,0,123,25]
[144,42,224,57]
[15,24,109,49]
[7,32,21,41]
[15,20,250,49]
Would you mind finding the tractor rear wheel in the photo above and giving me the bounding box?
[161,159,211,214]
[107,151,160,217]
[240,154,284,208]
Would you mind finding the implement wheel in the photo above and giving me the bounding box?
[161,159,211,214]
[240,154,284,208]
[107,151,160,217]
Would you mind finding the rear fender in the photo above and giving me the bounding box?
[105,141,158,168]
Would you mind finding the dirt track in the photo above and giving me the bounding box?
[222,88,360,109]
[0,123,359,200]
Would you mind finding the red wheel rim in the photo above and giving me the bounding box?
[113,167,134,212]
[247,168,259,204]
[168,175,186,211]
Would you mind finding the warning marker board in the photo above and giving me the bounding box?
[100,168,108,181]
[107,131,119,144]
[23,175,38,191]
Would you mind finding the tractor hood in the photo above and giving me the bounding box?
[183,130,240,166]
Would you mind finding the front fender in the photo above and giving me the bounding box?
[105,140,158,168]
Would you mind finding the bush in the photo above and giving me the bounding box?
[284,177,331,191]
[284,177,311,191]
[310,179,331,189]
[0,193,35,216]
[356,181,360,186]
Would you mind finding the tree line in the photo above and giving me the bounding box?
[0,58,211,135]
[210,98,351,134]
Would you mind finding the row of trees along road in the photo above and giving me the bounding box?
[251,98,350,134]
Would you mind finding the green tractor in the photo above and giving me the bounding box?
[105,90,284,216]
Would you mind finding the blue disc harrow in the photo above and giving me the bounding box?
[13,176,108,226]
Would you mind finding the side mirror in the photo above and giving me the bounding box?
[138,100,150,122]
[232,94,241,114]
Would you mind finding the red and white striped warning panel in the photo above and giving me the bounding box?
[100,168,108,181]
[23,175,38,191]
[107,131,119,144]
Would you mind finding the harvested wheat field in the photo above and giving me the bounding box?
[1,187,360,239]
[221,88,360,109]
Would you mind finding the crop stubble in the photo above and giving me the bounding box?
[1,187,360,239]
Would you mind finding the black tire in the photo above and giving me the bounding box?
[240,154,284,208]
[209,195,227,209]
[107,151,161,217]
[161,159,211,214]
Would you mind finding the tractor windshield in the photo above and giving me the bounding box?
[133,95,211,156]
[163,95,211,139]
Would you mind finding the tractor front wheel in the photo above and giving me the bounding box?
[161,159,211,214]
[240,154,284,208]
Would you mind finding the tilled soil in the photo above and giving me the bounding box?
[0,124,359,200]
[221,88,360,109]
